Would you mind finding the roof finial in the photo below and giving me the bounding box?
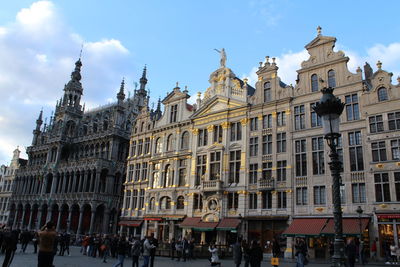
[377,60,382,70]
[139,65,148,91]
[243,77,248,84]
[79,43,84,60]
[317,26,322,36]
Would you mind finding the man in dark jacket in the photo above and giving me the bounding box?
[249,240,263,267]
[149,233,158,267]
[131,236,141,267]
[346,239,357,267]
[233,237,243,267]
[112,236,129,267]
[2,229,18,267]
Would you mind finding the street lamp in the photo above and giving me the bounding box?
[313,87,345,267]
[356,206,364,263]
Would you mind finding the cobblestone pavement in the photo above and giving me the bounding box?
[0,245,388,267]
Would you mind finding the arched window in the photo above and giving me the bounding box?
[378,87,388,101]
[180,131,189,150]
[193,193,203,210]
[328,69,336,88]
[155,138,162,154]
[163,164,173,187]
[149,197,155,210]
[160,196,171,210]
[263,81,271,102]
[140,122,145,132]
[311,74,318,92]
[103,119,108,131]
[166,134,175,151]
[152,164,160,188]
[177,196,185,209]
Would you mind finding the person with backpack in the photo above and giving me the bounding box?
[141,235,156,267]
[112,235,129,267]
[175,238,183,261]
[131,236,141,267]
[169,238,176,260]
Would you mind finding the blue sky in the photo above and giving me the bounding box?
[1,0,400,164]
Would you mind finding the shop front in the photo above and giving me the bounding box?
[118,220,143,236]
[144,215,185,242]
[376,213,400,257]
[180,217,219,244]
[216,218,241,245]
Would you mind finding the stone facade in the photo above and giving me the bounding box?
[9,59,149,235]
[121,29,400,259]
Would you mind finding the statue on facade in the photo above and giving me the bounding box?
[214,48,226,68]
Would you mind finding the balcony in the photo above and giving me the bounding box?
[202,180,223,192]
[257,179,275,190]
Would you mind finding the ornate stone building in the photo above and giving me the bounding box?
[0,148,27,226]
[9,59,149,234]
[122,28,400,259]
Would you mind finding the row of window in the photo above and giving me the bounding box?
[124,189,145,210]
[148,195,185,210]
[369,112,400,133]
[150,160,187,188]
[371,139,400,162]
[248,191,287,209]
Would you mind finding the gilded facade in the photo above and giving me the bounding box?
[121,29,400,259]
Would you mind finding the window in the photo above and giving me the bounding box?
[155,138,162,154]
[151,163,160,188]
[349,131,364,171]
[262,191,272,209]
[294,105,305,130]
[149,198,155,211]
[170,104,178,123]
[378,87,388,101]
[388,112,400,130]
[141,162,148,181]
[198,129,208,147]
[139,189,145,209]
[144,138,150,154]
[140,122,144,132]
[166,134,175,151]
[262,135,272,155]
[210,152,221,180]
[264,82,271,102]
[311,74,318,92]
[340,185,346,204]
[295,140,307,176]
[277,133,286,153]
[125,191,131,210]
[132,190,138,209]
[137,139,143,155]
[249,193,258,209]
[195,155,206,185]
[213,125,223,143]
[128,164,134,181]
[345,94,360,121]
[230,122,242,141]
[249,163,258,184]
[337,136,344,172]
[310,103,322,127]
[395,172,400,201]
[277,111,286,126]
[352,183,366,203]
[262,162,272,179]
[250,117,258,131]
[177,196,185,210]
[375,173,391,202]
[161,196,171,210]
[229,150,241,183]
[249,137,258,157]
[180,131,189,150]
[193,193,203,210]
[228,192,239,209]
[277,191,287,209]
[131,141,137,156]
[312,137,325,175]
[391,139,400,160]
[134,163,141,181]
[163,164,173,187]
[369,115,384,133]
[263,114,272,129]
[372,141,387,162]
[314,186,326,205]
[296,187,308,205]
[277,160,287,182]
[327,69,336,87]
[178,159,187,186]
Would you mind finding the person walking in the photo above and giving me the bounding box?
[233,237,243,267]
[295,238,307,267]
[272,237,281,267]
[169,238,176,260]
[32,231,39,254]
[149,234,158,267]
[37,221,57,267]
[2,229,18,267]
[141,235,156,267]
[20,230,31,253]
[345,239,357,267]
[242,240,250,267]
[208,243,221,266]
[112,236,129,267]
[131,236,141,267]
[249,240,263,267]
[102,235,111,263]
[390,242,398,264]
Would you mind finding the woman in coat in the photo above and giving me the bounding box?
[249,240,263,267]
[208,243,221,266]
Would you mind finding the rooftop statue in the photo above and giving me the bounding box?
[214,48,226,68]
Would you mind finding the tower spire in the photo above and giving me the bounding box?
[117,78,126,104]
[139,65,148,91]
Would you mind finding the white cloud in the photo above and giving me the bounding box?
[0,1,136,164]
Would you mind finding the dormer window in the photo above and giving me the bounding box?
[170,104,178,123]
[328,69,336,88]
[263,82,271,102]
[311,74,318,92]
[378,87,388,101]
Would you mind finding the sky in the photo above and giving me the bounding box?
[1,0,400,165]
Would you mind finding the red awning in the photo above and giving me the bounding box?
[180,217,218,231]
[144,218,162,221]
[377,214,400,219]
[283,218,328,237]
[216,218,241,230]
[118,220,143,227]
[321,218,369,236]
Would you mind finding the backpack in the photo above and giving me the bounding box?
[140,240,144,254]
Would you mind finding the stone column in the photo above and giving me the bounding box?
[12,209,18,229]
[56,210,62,231]
[50,175,57,194]
[36,208,42,230]
[102,209,110,234]
[77,207,84,236]
[89,209,96,234]
[79,171,86,192]
[67,209,73,232]
[94,171,100,193]
[46,206,52,222]
[61,173,67,193]
[27,209,33,230]
[20,207,26,229]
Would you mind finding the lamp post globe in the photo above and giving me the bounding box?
[313,87,346,267]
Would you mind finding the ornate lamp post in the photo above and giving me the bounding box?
[313,87,345,267]
[356,206,364,263]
